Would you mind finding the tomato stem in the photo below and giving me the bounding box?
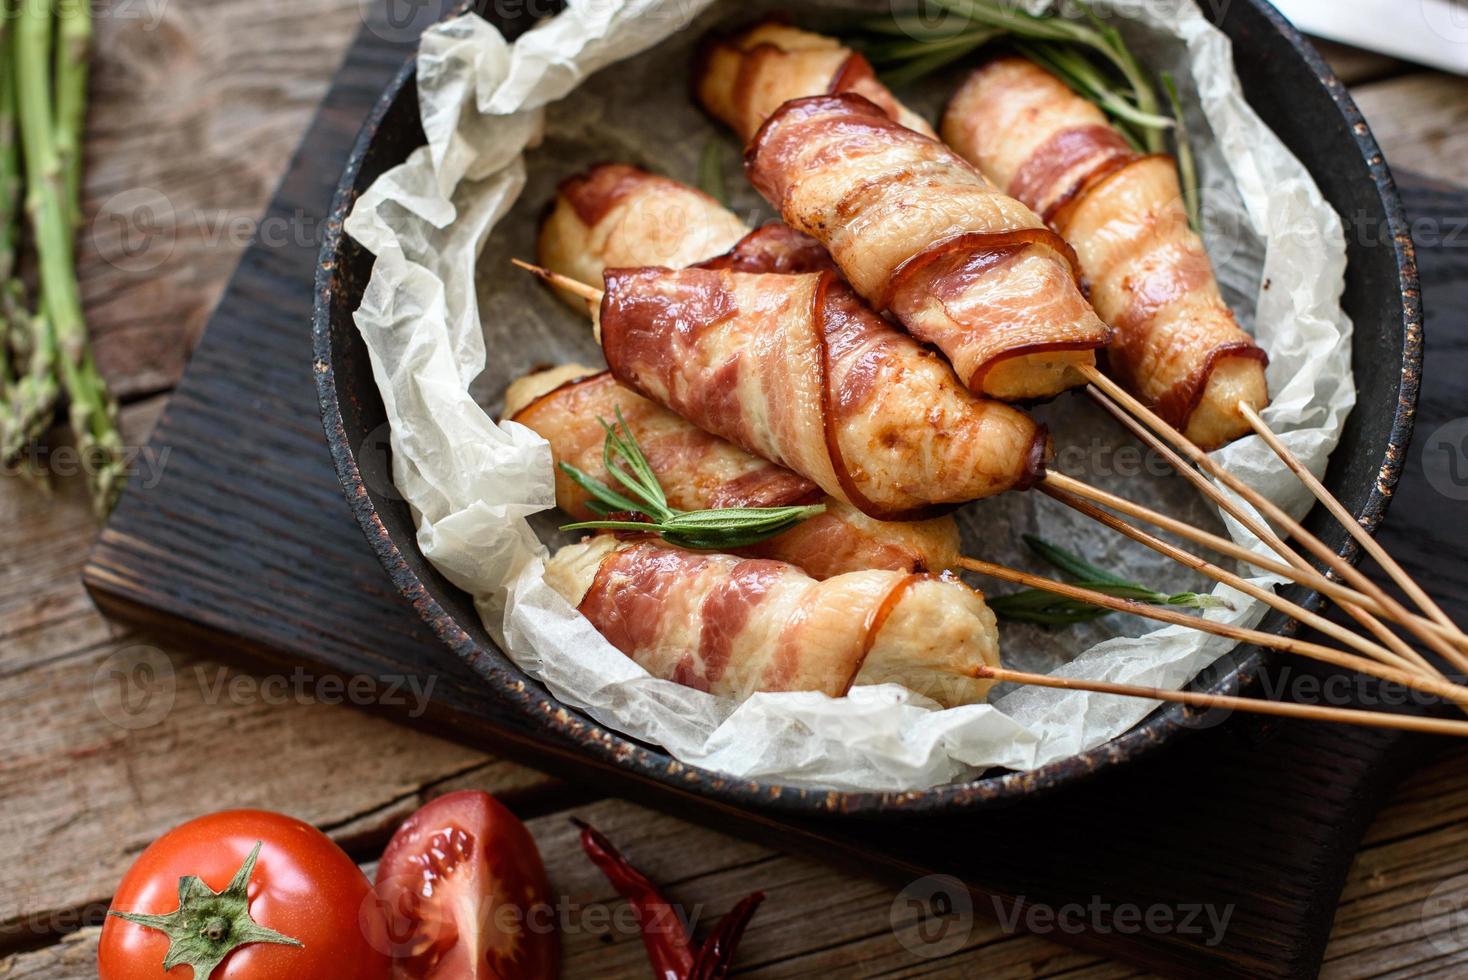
[108,842,304,979]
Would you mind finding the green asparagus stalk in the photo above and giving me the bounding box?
[0,15,17,401]
[1,11,59,465]
[54,0,91,229]
[16,0,123,514]
[0,16,18,286]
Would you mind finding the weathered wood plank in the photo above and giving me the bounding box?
[0,796,1158,979]
[1351,72,1468,187]
[0,407,554,946]
[1313,38,1409,88]
[79,0,366,398]
[5,15,1468,980]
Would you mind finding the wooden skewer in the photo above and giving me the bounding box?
[981,666,1468,739]
[1042,471,1468,652]
[517,259,602,302]
[1080,384,1442,677]
[1078,365,1468,674]
[511,260,1462,686]
[957,557,1468,704]
[510,256,1462,666]
[1238,400,1462,635]
[1040,484,1420,675]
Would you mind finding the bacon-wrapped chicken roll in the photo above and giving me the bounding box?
[696,20,935,142]
[540,163,836,307]
[544,536,999,707]
[942,57,1269,449]
[505,365,962,578]
[599,265,1048,519]
[539,163,748,315]
[744,94,1112,401]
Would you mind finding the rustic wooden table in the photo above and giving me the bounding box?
[2,3,1466,976]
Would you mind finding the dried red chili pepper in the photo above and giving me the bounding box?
[574,819,765,980]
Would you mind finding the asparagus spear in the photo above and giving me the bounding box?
[0,15,16,404]
[54,0,91,229]
[1,9,60,466]
[16,0,123,513]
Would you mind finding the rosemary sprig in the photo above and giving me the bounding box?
[988,534,1229,626]
[558,409,826,551]
[697,138,728,207]
[1161,71,1201,231]
[855,1,1201,216]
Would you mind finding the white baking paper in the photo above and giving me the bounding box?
[345,0,1353,791]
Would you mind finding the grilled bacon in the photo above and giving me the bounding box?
[696,21,936,142]
[743,94,1112,401]
[505,365,962,578]
[544,535,999,706]
[599,264,1049,519]
[539,163,748,315]
[942,57,1269,448]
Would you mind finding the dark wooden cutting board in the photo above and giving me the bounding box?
[81,17,1468,979]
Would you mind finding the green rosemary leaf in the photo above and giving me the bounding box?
[562,504,828,551]
[877,32,1001,87]
[1166,591,1228,610]
[697,139,727,206]
[1023,534,1135,588]
[987,591,1113,625]
[990,537,1231,625]
[558,415,827,551]
[559,519,663,534]
[560,461,645,516]
[1161,71,1201,232]
[599,409,671,518]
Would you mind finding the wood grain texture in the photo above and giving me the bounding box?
[4,14,1468,979]
[1352,73,1468,187]
[79,0,366,399]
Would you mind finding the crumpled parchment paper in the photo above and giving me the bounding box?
[344,0,1354,791]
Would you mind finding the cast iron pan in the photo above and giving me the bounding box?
[312,0,1421,816]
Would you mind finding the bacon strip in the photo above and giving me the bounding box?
[538,163,748,314]
[696,20,935,143]
[546,536,999,706]
[506,366,961,578]
[531,170,963,576]
[942,57,1269,448]
[694,222,838,276]
[510,369,820,514]
[599,265,1049,520]
[745,94,1111,401]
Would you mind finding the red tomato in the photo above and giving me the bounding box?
[99,809,390,980]
[374,790,559,979]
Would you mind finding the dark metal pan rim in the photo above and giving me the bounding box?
[311,0,1421,817]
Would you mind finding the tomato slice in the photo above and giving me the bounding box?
[373,791,558,979]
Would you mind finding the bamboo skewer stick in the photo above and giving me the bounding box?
[512,260,1466,664]
[1238,400,1460,635]
[1078,365,1468,674]
[1042,470,1468,651]
[981,666,1468,739]
[518,259,601,301]
[1081,383,1442,676]
[957,556,1468,703]
[1041,483,1422,675]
